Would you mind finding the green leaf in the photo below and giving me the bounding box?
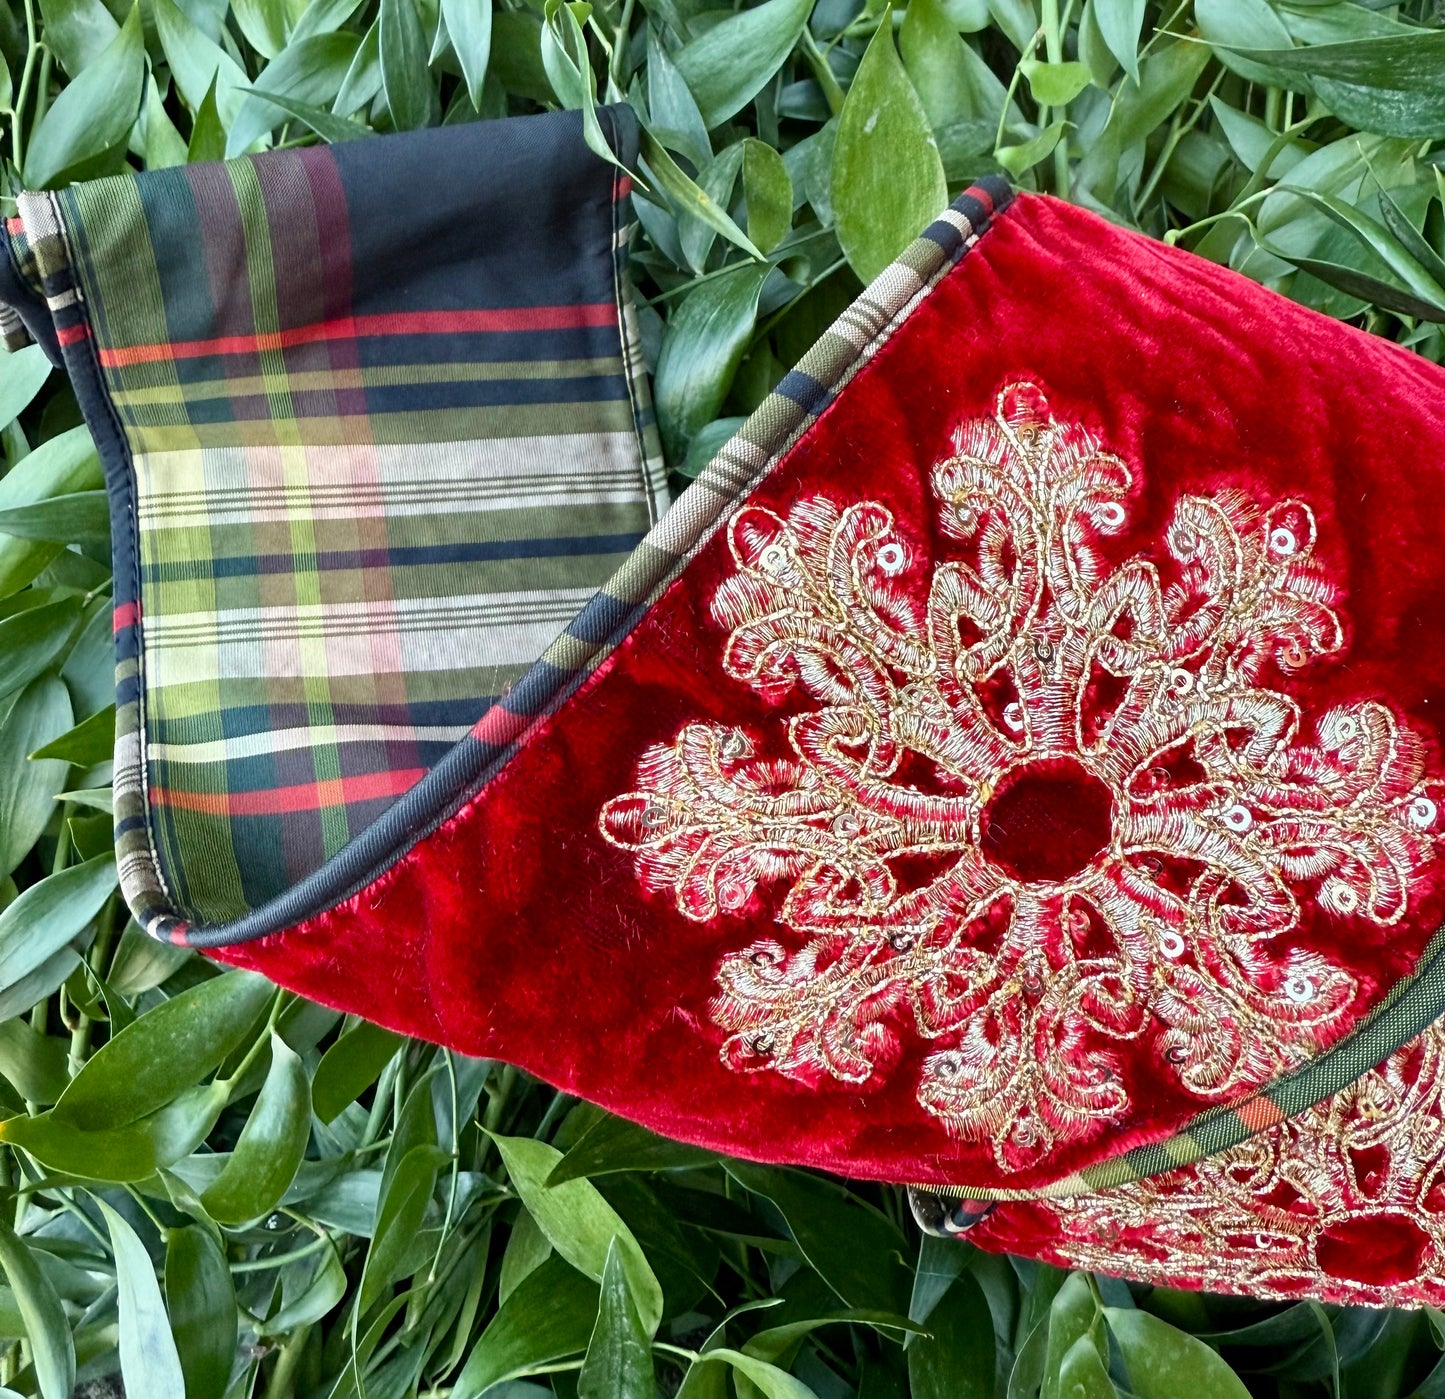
[377,1067,439,1213]
[0,1021,68,1104]
[744,1310,923,1366]
[898,0,978,131]
[652,260,770,464]
[1222,33,1445,138]
[107,918,190,996]
[0,676,75,874]
[938,0,990,28]
[359,1141,450,1314]
[231,0,289,59]
[139,73,191,169]
[248,86,371,140]
[1378,187,1445,292]
[102,1202,185,1399]
[908,1270,994,1397]
[333,18,383,114]
[831,10,946,285]
[549,1114,717,1184]
[0,426,103,602]
[379,0,436,130]
[29,704,112,766]
[578,1235,660,1399]
[0,852,113,997]
[1019,57,1092,105]
[38,0,119,75]
[639,130,765,263]
[679,414,746,479]
[255,1238,347,1334]
[1078,0,1117,85]
[24,2,145,187]
[909,1232,966,1332]
[0,489,110,548]
[1076,36,1209,201]
[701,1348,817,1399]
[1058,1331,1116,1398]
[499,1207,552,1301]
[290,0,366,43]
[1196,0,1294,84]
[199,1033,312,1224]
[226,31,361,155]
[3,1081,228,1180]
[540,0,629,176]
[1043,1273,1101,1397]
[985,0,1035,52]
[1106,1308,1250,1398]
[673,0,814,128]
[0,1220,73,1399]
[443,0,490,107]
[724,1163,912,1314]
[489,1131,664,1335]
[312,1020,405,1122]
[52,969,273,1130]
[155,0,252,127]
[55,787,113,814]
[164,1226,237,1399]
[1092,0,1145,81]
[679,143,745,273]
[0,347,53,430]
[742,139,793,255]
[996,118,1065,176]
[1276,185,1445,312]
[647,29,710,170]
[0,949,82,1026]
[0,595,83,705]
[453,1254,599,1398]
[489,10,551,102]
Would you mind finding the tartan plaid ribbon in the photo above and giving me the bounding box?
[12,107,667,932]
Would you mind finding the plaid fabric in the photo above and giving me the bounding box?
[16,107,666,928]
[143,174,1012,947]
[0,215,52,355]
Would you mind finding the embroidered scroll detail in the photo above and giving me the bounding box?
[599,382,1443,1172]
[1013,1022,1445,1306]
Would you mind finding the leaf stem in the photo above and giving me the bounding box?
[10,0,38,175]
[232,1230,336,1273]
[215,989,287,1094]
[798,28,844,117]
[263,1323,312,1399]
[68,896,120,1075]
[995,28,1043,156]
[1039,0,1068,197]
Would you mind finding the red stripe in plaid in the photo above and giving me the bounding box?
[99,305,619,366]
[151,767,427,816]
[471,706,532,747]
[113,600,140,633]
[56,323,90,346]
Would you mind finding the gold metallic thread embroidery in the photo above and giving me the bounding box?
[600,383,1443,1172]
[1026,1023,1445,1303]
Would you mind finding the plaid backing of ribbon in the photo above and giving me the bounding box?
[15,106,667,930]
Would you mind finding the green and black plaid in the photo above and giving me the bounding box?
[16,108,666,929]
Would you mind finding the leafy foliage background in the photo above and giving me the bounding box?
[0,0,1441,1390]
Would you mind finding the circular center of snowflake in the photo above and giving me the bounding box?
[979,758,1115,883]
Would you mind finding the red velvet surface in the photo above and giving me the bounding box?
[217,193,1445,1195]
[965,1194,1445,1307]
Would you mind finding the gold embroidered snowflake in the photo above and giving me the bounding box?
[1028,1021,1445,1305]
[600,382,1443,1172]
